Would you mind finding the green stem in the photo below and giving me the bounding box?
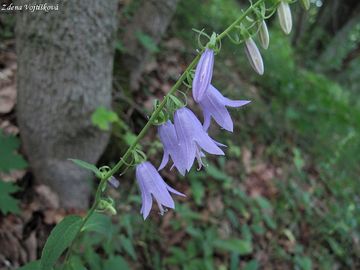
[63,177,107,266]
[63,0,265,265]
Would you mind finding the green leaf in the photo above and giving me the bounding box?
[115,40,125,52]
[103,256,131,270]
[206,164,233,183]
[0,180,21,214]
[190,180,204,205]
[255,196,272,210]
[120,235,137,260]
[91,106,119,131]
[135,31,159,53]
[68,159,100,175]
[295,256,312,270]
[0,131,27,173]
[40,215,82,270]
[123,132,138,147]
[230,252,239,270]
[68,256,87,270]
[243,260,259,270]
[18,261,40,270]
[263,215,277,230]
[293,148,305,171]
[81,213,112,239]
[213,239,253,255]
[84,247,101,270]
[327,237,344,256]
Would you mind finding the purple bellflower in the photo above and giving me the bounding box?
[158,120,186,175]
[198,85,250,132]
[136,161,185,220]
[192,48,214,102]
[174,107,224,171]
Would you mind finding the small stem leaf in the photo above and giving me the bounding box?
[135,31,159,53]
[68,159,100,176]
[40,215,82,270]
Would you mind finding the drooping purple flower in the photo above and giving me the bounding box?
[198,85,250,132]
[136,161,185,220]
[158,120,186,175]
[192,48,214,102]
[174,107,224,171]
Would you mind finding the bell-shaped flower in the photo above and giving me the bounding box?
[258,20,270,50]
[192,48,214,102]
[136,161,185,220]
[198,85,250,132]
[277,1,292,35]
[174,107,224,172]
[158,120,186,175]
[245,37,264,75]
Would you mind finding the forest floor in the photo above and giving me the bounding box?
[1,16,359,269]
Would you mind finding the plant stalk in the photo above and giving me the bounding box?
[63,0,265,264]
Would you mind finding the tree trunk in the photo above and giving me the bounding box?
[122,0,179,90]
[15,0,118,209]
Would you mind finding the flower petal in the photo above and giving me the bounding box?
[166,184,186,197]
[196,135,225,155]
[174,109,197,171]
[224,99,251,108]
[192,48,214,102]
[158,150,170,171]
[158,120,186,174]
[199,85,250,132]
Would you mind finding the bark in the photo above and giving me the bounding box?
[122,0,179,90]
[15,0,118,209]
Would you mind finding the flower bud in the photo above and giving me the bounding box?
[258,20,269,50]
[244,37,264,75]
[107,176,120,189]
[277,1,292,35]
[301,0,310,10]
[98,198,117,215]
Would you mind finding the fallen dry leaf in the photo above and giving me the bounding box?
[0,120,19,135]
[34,185,60,210]
[0,169,26,183]
[0,84,16,114]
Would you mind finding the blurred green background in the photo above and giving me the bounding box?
[1,0,359,269]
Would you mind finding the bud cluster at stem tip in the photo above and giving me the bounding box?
[93,0,307,221]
